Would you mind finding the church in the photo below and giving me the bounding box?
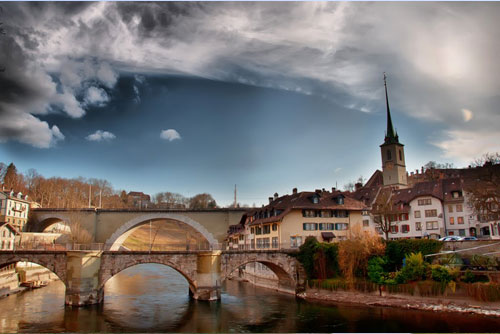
[354,75,499,240]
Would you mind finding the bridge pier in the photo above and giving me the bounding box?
[192,251,221,301]
[65,251,103,306]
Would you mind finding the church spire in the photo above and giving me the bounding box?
[384,73,399,144]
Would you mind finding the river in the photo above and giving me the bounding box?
[1,264,499,332]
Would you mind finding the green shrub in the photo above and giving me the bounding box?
[471,255,498,270]
[385,239,442,271]
[461,270,490,283]
[437,253,464,269]
[367,256,387,284]
[431,265,452,283]
[296,237,340,279]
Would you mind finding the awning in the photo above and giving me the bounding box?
[321,232,335,240]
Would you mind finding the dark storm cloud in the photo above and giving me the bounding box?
[1,2,500,161]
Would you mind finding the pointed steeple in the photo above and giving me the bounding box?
[383,73,399,144]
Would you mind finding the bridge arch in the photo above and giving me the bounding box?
[99,253,198,295]
[31,213,71,233]
[0,253,67,286]
[104,213,218,250]
[221,252,306,294]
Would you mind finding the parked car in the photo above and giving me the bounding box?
[439,236,461,241]
[457,236,478,241]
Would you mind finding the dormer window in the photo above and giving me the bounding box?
[336,195,345,205]
[312,196,319,204]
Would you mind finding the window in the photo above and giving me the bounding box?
[448,205,453,213]
[426,221,439,230]
[336,196,344,205]
[402,225,410,233]
[448,231,454,235]
[263,225,271,234]
[256,238,263,249]
[256,226,262,235]
[459,229,466,237]
[399,150,402,161]
[312,196,319,204]
[290,236,303,248]
[320,210,332,218]
[251,239,255,249]
[335,223,348,230]
[303,223,318,231]
[251,227,255,234]
[239,235,244,241]
[415,222,422,231]
[303,210,316,218]
[319,223,335,230]
[272,237,278,248]
[452,191,462,199]
[449,217,455,225]
[425,209,437,217]
[456,204,463,212]
[418,198,432,206]
[336,210,348,218]
[387,149,392,160]
[414,210,421,218]
[263,238,270,249]
[363,220,370,227]
[458,217,464,224]
[390,225,398,233]
[400,213,409,221]
[272,224,277,231]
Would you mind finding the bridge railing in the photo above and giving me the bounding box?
[222,242,300,251]
[3,242,300,252]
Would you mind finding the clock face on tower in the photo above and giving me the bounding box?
[385,161,394,170]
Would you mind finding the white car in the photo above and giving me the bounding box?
[439,236,461,241]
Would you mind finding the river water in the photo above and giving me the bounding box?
[1,264,500,333]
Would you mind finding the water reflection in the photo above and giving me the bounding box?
[1,263,500,333]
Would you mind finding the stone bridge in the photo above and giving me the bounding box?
[28,208,247,249]
[0,250,305,306]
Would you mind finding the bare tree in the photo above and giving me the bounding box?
[465,162,500,222]
[371,189,403,240]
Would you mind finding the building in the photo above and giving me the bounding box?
[127,191,151,209]
[380,73,408,188]
[0,190,30,233]
[0,223,18,250]
[354,75,499,240]
[227,188,368,250]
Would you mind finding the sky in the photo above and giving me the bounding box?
[1,2,500,206]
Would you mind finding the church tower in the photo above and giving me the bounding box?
[380,73,407,187]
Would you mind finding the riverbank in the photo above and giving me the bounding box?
[298,287,500,318]
[0,265,59,298]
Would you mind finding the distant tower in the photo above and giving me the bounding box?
[380,73,407,187]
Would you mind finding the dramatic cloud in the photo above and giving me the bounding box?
[84,87,110,107]
[160,129,181,142]
[85,130,116,142]
[433,130,500,165]
[1,2,499,159]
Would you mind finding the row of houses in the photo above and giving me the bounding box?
[226,75,499,249]
[0,190,31,250]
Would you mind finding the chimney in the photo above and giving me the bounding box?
[315,189,321,194]
[416,169,419,175]
[331,187,336,192]
[322,188,326,192]
[421,166,424,173]
[292,188,298,195]
[274,192,279,200]
[355,183,362,191]
[269,197,273,204]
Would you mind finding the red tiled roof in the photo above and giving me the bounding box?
[246,190,366,226]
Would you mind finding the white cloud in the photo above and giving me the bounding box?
[433,130,500,164]
[84,87,110,107]
[160,129,181,142]
[85,130,116,142]
[462,108,473,122]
